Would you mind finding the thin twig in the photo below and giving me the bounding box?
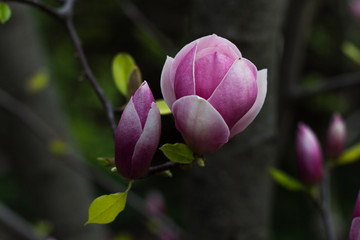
[64,18,117,137]
[311,171,335,240]
[7,0,61,20]
[6,0,117,137]
[293,71,360,100]
[319,170,335,240]
[0,88,57,140]
[0,201,44,240]
[117,0,177,54]
[147,161,185,176]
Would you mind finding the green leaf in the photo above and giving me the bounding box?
[126,66,142,100]
[156,99,171,115]
[85,192,128,225]
[342,41,360,66]
[112,53,135,96]
[337,143,360,165]
[268,168,305,191]
[26,70,49,93]
[86,181,133,225]
[160,143,195,164]
[0,3,11,24]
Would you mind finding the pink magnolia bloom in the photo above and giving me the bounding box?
[115,81,161,179]
[350,190,360,240]
[145,190,165,217]
[351,0,360,24]
[296,123,323,186]
[325,113,346,159]
[160,34,267,154]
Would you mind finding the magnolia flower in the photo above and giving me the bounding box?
[161,34,267,154]
[115,81,161,179]
[296,123,323,186]
[350,190,360,240]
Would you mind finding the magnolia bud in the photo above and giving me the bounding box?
[296,123,323,186]
[325,113,346,159]
[350,190,360,240]
[115,81,161,179]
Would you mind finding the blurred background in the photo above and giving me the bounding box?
[0,0,360,239]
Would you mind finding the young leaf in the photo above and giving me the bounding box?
[160,143,195,164]
[112,53,135,96]
[336,142,360,165]
[156,99,171,115]
[86,192,128,225]
[342,41,360,66]
[27,70,49,93]
[268,168,305,191]
[0,3,11,24]
[126,66,142,100]
[86,181,133,225]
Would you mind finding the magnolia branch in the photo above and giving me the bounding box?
[7,0,117,137]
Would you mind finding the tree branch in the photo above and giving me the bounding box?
[7,0,61,21]
[147,161,186,176]
[6,0,117,137]
[64,18,117,137]
[293,71,360,100]
[0,201,44,240]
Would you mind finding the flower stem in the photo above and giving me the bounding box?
[319,170,335,240]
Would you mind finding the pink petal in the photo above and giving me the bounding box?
[169,41,197,97]
[197,34,242,58]
[229,69,267,138]
[133,81,155,128]
[350,217,360,240]
[173,43,197,99]
[115,98,142,178]
[296,123,323,185]
[131,102,161,178]
[172,95,230,154]
[195,51,234,99]
[354,190,360,219]
[208,58,258,130]
[195,45,239,61]
[160,56,176,109]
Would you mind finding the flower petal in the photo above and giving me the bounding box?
[131,102,161,178]
[208,58,258,130]
[354,190,360,219]
[195,51,234,99]
[197,34,242,58]
[160,56,176,109]
[115,98,142,178]
[172,95,230,154]
[229,69,267,138]
[133,81,155,128]
[350,217,360,240]
[173,43,197,99]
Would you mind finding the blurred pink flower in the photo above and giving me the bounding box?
[146,190,165,217]
[325,113,346,159]
[296,123,323,185]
